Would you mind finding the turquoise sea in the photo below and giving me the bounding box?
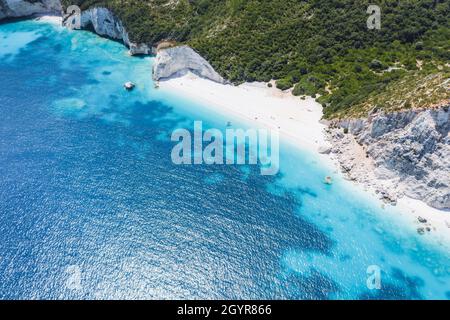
[0,20,449,299]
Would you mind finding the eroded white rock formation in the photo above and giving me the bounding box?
[0,2,152,55]
[0,2,225,84]
[329,107,450,210]
[153,45,225,83]
[67,7,152,55]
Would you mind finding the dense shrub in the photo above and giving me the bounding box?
[276,77,294,91]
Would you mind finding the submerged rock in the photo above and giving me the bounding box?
[418,216,427,223]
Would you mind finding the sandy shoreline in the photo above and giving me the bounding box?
[159,73,450,246]
[34,14,62,25]
[160,73,331,155]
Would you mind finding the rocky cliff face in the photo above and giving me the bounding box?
[0,0,61,19]
[75,7,226,82]
[329,107,450,210]
[0,2,152,55]
[153,45,225,83]
[72,7,152,55]
[0,2,225,82]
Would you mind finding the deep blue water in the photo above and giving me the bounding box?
[0,20,449,300]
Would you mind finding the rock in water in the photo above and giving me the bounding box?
[418,216,427,223]
[124,82,135,91]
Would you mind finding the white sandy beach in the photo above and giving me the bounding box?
[160,73,331,155]
[159,72,450,246]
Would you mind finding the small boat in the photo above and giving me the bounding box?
[227,121,232,127]
[124,81,135,91]
[324,176,333,185]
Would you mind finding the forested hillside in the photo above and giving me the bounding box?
[62,0,450,118]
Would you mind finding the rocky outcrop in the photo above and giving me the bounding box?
[0,2,226,82]
[0,2,151,55]
[153,45,226,83]
[0,0,61,19]
[328,106,450,210]
[65,7,152,55]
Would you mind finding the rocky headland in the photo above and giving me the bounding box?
[70,6,152,55]
[327,106,450,210]
[0,1,224,83]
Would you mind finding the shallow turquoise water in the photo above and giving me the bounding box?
[0,20,449,299]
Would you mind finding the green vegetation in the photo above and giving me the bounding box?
[62,0,450,118]
[338,69,450,118]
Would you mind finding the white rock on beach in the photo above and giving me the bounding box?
[153,45,225,84]
[318,146,332,154]
[329,107,450,210]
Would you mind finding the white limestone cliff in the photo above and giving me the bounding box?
[66,7,152,55]
[153,45,225,84]
[0,2,224,84]
[328,107,450,210]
